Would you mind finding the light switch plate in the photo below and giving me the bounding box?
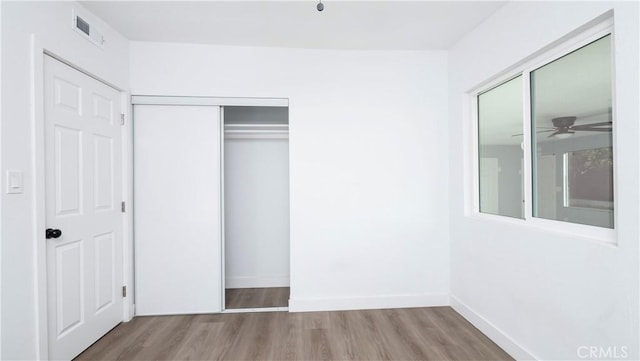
[7,170,23,194]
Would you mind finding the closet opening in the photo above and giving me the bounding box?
[222,106,290,312]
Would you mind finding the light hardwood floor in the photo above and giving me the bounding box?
[225,287,290,309]
[75,307,512,361]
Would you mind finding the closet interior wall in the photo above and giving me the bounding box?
[223,106,290,310]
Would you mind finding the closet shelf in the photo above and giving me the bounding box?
[224,130,288,139]
[224,123,288,139]
[224,132,289,140]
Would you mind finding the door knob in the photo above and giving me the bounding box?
[46,228,62,239]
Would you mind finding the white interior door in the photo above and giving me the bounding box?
[44,55,123,360]
[133,105,222,315]
[537,155,557,218]
[480,157,500,214]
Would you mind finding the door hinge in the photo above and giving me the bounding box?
[122,286,127,298]
[120,113,125,126]
[121,201,125,213]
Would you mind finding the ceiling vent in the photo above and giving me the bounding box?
[72,9,105,48]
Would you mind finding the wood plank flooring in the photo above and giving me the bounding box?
[225,287,290,309]
[75,307,513,361]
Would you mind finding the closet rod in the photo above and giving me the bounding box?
[224,130,288,134]
[224,124,288,128]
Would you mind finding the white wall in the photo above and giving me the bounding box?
[448,2,639,360]
[225,137,290,289]
[1,2,129,359]
[131,42,450,311]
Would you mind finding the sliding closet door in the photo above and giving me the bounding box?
[134,105,221,315]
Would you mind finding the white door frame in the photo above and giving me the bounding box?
[220,106,227,311]
[31,36,134,360]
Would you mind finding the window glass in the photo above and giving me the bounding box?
[478,76,524,219]
[564,147,613,210]
[530,35,613,228]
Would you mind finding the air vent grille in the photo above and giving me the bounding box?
[72,10,105,48]
[76,16,90,36]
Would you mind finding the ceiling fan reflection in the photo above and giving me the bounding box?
[512,115,612,138]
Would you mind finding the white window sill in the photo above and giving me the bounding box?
[467,212,617,247]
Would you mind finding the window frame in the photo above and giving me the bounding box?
[470,17,617,244]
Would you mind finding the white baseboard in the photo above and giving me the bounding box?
[450,295,537,361]
[288,293,449,312]
[225,275,289,289]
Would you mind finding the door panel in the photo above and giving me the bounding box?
[45,55,123,360]
[92,94,113,124]
[54,125,83,216]
[55,240,84,336]
[93,135,114,211]
[94,232,115,312]
[54,77,82,113]
[133,105,222,315]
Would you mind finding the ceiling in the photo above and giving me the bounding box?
[82,1,610,146]
[81,1,506,51]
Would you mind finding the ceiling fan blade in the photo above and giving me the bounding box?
[572,128,612,132]
[571,121,612,130]
[547,131,560,138]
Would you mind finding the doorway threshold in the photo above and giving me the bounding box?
[222,307,288,314]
